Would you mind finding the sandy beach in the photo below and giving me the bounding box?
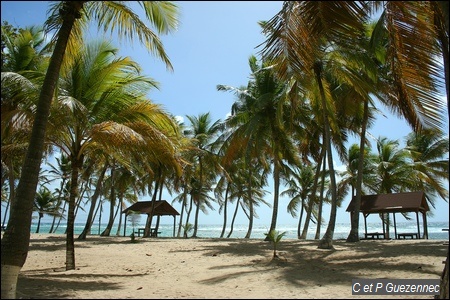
[13,234,448,299]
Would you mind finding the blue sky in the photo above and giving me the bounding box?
[2,1,449,227]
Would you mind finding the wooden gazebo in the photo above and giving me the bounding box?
[346,191,430,239]
[122,200,180,237]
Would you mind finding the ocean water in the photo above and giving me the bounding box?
[28,221,449,240]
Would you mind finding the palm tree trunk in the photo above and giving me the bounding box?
[244,200,254,239]
[192,200,200,238]
[115,195,124,236]
[49,177,67,233]
[0,1,85,294]
[266,159,281,241]
[177,191,187,237]
[78,165,107,240]
[315,163,327,239]
[101,166,116,237]
[297,200,304,238]
[66,154,83,270]
[227,196,240,238]
[53,200,67,233]
[347,98,369,242]
[315,152,327,240]
[244,168,254,239]
[36,214,43,233]
[314,61,338,250]
[220,184,230,238]
[183,195,194,238]
[301,148,324,239]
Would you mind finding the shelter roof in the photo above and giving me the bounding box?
[346,191,429,214]
[122,200,180,216]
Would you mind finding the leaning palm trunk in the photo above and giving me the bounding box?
[176,192,188,237]
[244,167,255,239]
[244,199,255,239]
[314,160,327,240]
[192,200,201,238]
[265,159,281,241]
[78,166,107,240]
[101,166,116,237]
[115,196,124,236]
[220,184,230,238]
[301,148,324,239]
[183,196,194,238]
[347,98,369,242]
[227,196,240,238]
[297,201,305,238]
[0,3,84,297]
[49,177,67,233]
[315,62,339,250]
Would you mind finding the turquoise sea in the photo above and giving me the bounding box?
[28,221,449,240]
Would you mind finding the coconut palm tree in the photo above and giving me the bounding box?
[282,163,316,239]
[404,129,449,208]
[371,136,416,238]
[1,2,179,297]
[48,39,182,269]
[33,186,61,233]
[1,24,52,230]
[45,154,71,233]
[260,1,448,246]
[218,55,301,240]
[337,144,378,200]
[259,1,386,248]
[184,112,223,237]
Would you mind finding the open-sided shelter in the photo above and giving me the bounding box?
[122,200,180,237]
[346,191,430,239]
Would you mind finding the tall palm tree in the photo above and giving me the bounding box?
[281,163,316,239]
[1,24,52,230]
[49,39,182,269]
[184,112,223,238]
[218,55,301,239]
[259,1,382,249]
[33,186,61,233]
[1,2,179,298]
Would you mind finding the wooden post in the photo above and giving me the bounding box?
[416,211,421,238]
[393,212,397,239]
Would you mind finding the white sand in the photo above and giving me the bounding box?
[14,234,447,299]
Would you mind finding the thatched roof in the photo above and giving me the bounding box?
[346,191,429,214]
[122,200,180,216]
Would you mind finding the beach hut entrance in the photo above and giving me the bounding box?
[346,191,430,239]
[122,200,180,237]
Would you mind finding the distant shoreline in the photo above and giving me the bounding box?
[26,221,450,240]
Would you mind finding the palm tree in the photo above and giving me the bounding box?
[184,112,223,238]
[1,2,179,298]
[371,136,415,238]
[404,129,449,209]
[77,156,107,239]
[1,24,52,230]
[282,163,316,239]
[45,154,71,233]
[49,39,182,269]
[264,229,287,259]
[259,2,383,249]
[33,186,61,233]
[258,1,448,249]
[218,55,301,240]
